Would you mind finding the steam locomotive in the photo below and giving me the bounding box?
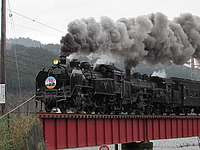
[35,56,200,115]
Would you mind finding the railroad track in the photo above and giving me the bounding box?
[37,113,200,119]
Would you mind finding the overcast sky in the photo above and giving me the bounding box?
[4,0,200,44]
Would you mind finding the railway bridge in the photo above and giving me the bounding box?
[37,113,200,150]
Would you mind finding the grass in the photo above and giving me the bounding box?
[0,114,45,150]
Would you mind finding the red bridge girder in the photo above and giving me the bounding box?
[37,113,200,150]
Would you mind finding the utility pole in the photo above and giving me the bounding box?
[1,0,6,114]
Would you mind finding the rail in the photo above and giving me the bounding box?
[37,113,200,119]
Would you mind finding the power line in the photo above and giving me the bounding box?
[7,67,36,77]
[6,58,38,75]
[7,47,57,65]
[7,9,65,34]
[7,0,23,101]
[7,59,41,70]
[7,21,61,38]
[7,53,53,69]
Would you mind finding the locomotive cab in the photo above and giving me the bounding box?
[150,76,174,115]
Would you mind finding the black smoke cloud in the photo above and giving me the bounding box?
[60,12,200,69]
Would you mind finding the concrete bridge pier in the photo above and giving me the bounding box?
[121,141,153,150]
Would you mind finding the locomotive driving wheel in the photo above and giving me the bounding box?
[84,103,96,114]
[45,107,51,113]
[173,107,181,115]
[71,94,84,114]
[153,104,162,115]
[44,100,53,113]
[71,106,83,114]
[144,105,153,115]
[58,101,67,113]
[194,108,200,115]
[165,106,172,115]
[82,92,96,114]
[85,107,94,114]
[124,104,133,115]
[98,106,107,114]
[143,100,153,115]
[59,106,66,113]
[95,95,108,114]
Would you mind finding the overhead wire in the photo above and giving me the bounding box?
[6,8,61,69]
[7,0,22,101]
[6,1,64,95]
[7,53,52,69]
[7,58,43,70]
[7,21,61,37]
[7,67,36,77]
[7,9,65,34]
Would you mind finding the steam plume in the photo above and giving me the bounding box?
[60,12,200,69]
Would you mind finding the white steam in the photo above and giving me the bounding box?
[152,69,167,78]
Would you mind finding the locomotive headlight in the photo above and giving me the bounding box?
[53,59,59,65]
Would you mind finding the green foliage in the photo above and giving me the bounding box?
[6,44,59,93]
[133,63,200,80]
[0,114,45,150]
[7,37,60,54]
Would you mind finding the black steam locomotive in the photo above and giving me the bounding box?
[35,56,200,115]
